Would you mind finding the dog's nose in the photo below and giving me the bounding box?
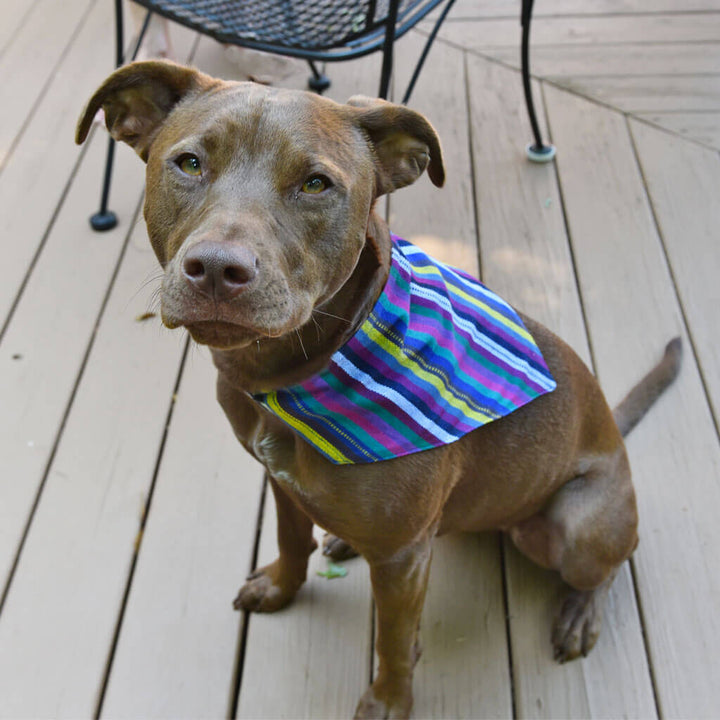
[182,241,258,300]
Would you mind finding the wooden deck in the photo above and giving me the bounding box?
[1,0,719,717]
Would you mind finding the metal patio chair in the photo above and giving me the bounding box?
[89,0,553,231]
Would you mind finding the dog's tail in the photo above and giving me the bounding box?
[613,337,683,438]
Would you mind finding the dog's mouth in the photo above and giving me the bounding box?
[183,320,264,349]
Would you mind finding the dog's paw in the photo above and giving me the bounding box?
[552,588,603,662]
[322,533,359,561]
[353,680,412,720]
[232,560,299,613]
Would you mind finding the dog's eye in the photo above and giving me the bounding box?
[301,176,329,194]
[177,154,202,176]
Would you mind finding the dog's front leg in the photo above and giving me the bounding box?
[355,535,433,720]
[234,474,317,613]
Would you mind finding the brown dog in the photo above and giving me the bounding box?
[77,61,681,719]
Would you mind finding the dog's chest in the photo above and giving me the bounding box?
[251,426,301,491]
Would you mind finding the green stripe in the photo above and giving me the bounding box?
[264,392,350,464]
[402,300,540,399]
[373,293,539,407]
[319,369,430,448]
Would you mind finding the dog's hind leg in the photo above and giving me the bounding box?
[509,447,638,661]
[233,474,317,613]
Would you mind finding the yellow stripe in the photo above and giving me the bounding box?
[412,264,532,343]
[372,316,498,418]
[364,322,494,425]
[265,393,351,464]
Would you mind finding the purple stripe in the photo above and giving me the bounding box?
[377,306,542,405]
[407,283,539,362]
[325,361,449,446]
[348,325,495,430]
[384,258,539,363]
[344,330,482,431]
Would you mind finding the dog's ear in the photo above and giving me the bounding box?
[347,95,445,195]
[76,60,218,161]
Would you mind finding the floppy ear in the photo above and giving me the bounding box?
[347,95,445,195]
[76,60,219,161]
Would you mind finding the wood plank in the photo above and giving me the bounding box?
[391,35,513,720]
[232,45,380,720]
[0,0,39,59]
[545,81,720,719]
[0,0,93,170]
[415,533,511,718]
[436,13,720,49]
[0,226,185,718]
[391,31,478,271]
[555,75,720,112]
[487,43,720,77]
[0,134,144,593]
[1,0,133,333]
[630,119,720,417]
[467,55,656,719]
[445,0,720,17]
[100,346,265,719]
[0,0,197,599]
[466,60,587,348]
[637,111,720,149]
[237,496,373,719]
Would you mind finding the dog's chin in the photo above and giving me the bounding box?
[184,321,263,350]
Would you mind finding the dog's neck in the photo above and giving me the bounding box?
[209,213,391,393]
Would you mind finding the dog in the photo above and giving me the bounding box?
[76,60,681,719]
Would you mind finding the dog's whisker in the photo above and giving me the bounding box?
[311,316,323,343]
[313,309,352,324]
[124,270,164,307]
[295,329,309,360]
[145,286,163,311]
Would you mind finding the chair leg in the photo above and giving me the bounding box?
[521,0,555,162]
[401,0,457,105]
[90,0,125,231]
[90,0,153,231]
[307,60,331,93]
[378,0,400,99]
[90,137,120,231]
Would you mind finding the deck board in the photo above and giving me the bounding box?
[1,1,719,718]
[0,0,40,60]
[0,222,185,718]
[392,36,514,720]
[0,0,94,169]
[446,0,720,16]
[488,43,720,77]
[237,497,373,720]
[100,346,265,719]
[636,111,720,148]
[0,0,120,326]
[466,57,657,720]
[0,134,143,593]
[232,41,380,720]
[432,2,720,148]
[630,119,720,420]
[546,82,720,719]
[438,13,720,48]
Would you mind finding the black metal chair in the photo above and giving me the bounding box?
[90,0,553,231]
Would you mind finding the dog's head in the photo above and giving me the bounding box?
[77,61,444,351]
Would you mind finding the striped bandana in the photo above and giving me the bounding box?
[252,235,556,464]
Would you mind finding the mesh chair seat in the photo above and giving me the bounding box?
[131,0,443,60]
